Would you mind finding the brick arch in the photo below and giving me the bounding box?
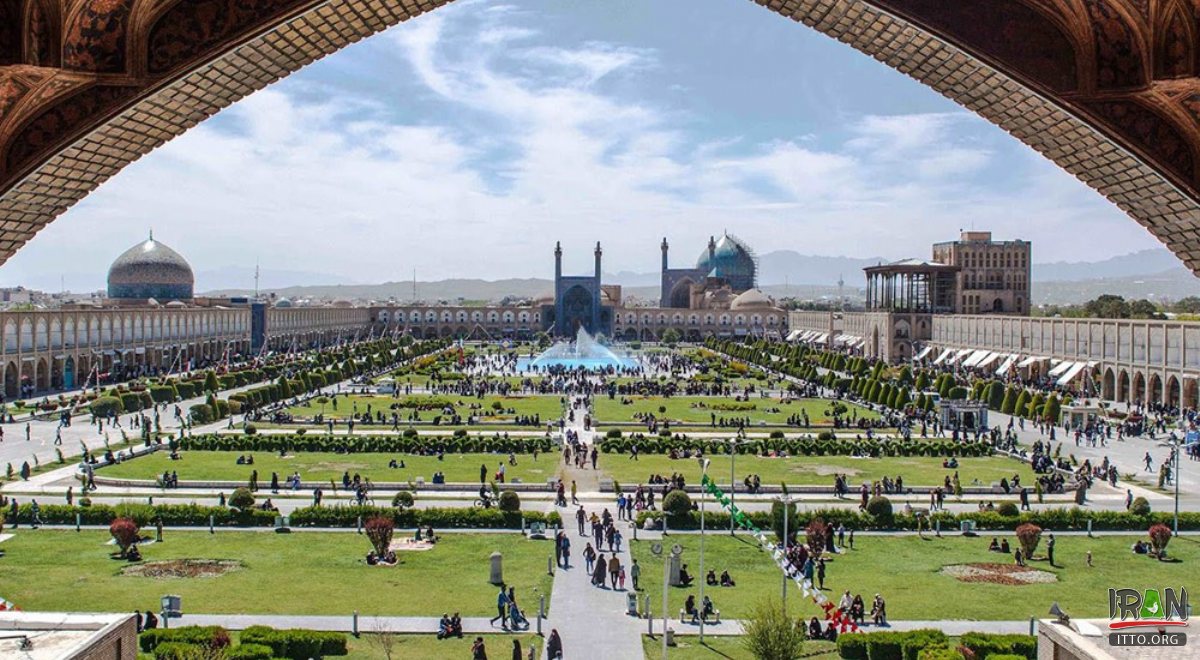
[5,0,1200,272]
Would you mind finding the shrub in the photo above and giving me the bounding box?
[239,626,348,659]
[1130,496,1151,515]
[498,490,521,513]
[901,629,948,660]
[229,487,255,511]
[997,502,1020,517]
[960,633,1037,660]
[865,631,904,660]
[662,489,693,519]
[153,642,202,660]
[109,517,140,557]
[1149,523,1172,558]
[770,497,798,543]
[741,600,805,660]
[866,496,893,525]
[392,491,414,509]
[1015,523,1042,559]
[916,646,962,660]
[364,516,394,556]
[228,643,274,660]
[244,424,257,436]
[139,626,231,652]
[89,396,124,417]
[836,633,869,660]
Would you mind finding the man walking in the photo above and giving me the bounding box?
[1046,533,1056,567]
[576,506,586,536]
[630,558,641,591]
[489,585,509,630]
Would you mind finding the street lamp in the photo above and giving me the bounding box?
[1159,436,1184,534]
[698,457,711,642]
[775,495,800,609]
[729,437,740,536]
[650,542,682,660]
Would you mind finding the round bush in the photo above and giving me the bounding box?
[1130,496,1151,515]
[865,495,893,523]
[498,490,521,513]
[392,491,415,509]
[662,489,693,519]
[997,502,1020,517]
[89,396,124,417]
[244,424,257,436]
[229,487,255,510]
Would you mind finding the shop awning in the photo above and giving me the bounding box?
[1048,361,1075,377]
[995,355,1018,376]
[976,352,1003,369]
[962,349,991,367]
[785,330,803,342]
[1056,361,1089,385]
[932,349,954,365]
[914,346,933,360]
[1017,356,1047,368]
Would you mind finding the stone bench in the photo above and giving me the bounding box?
[679,609,720,624]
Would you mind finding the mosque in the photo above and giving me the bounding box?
[106,232,195,303]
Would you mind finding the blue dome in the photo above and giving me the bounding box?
[107,233,194,301]
[696,233,757,291]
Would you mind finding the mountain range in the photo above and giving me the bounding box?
[198,247,1200,306]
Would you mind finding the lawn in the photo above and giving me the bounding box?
[594,396,878,428]
[0,530,554,616]
[285,394,564,423]
[601,453,1034,489]
[640,635,837,660]
[100,451,561,485]
[343,633,540,659]
[629,534,1200,621]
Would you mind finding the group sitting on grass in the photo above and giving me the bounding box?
[987,537,1012,554]
[366,549,398,565]
[436,612,463,639]
[705,569,736,587]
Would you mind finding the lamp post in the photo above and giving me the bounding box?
[651,542,681,660]
[729,438,738,536]
[776,494,798,609]
[1160,436,1183,534]
[699,457,711,643]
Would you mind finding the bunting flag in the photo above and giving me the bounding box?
[700,475,859,633]
[0,596,20,611]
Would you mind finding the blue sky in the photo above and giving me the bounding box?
[0,0,1164,290]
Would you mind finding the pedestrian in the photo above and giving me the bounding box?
[472,636,487,660]
[1047,533,1056,567]
[65,485,73,506]
[1086,550,1093,567]
[489,586,509,629]
[631,558,641,590]
[576,506,586,536]
[554,532,563,567]
[817,558,826,590]
[29,499,41,528]
[511,639,522,660]
[609,554,620,589]
[1125,489,1133,510]
[547,629,563,659]
[571,480,578,505]
[849,529,855,550]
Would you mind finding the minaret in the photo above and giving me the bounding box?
[707,235,717,271]
[660,238,670,307]
[594,241,602,282]
[554,241,562,282]
[661,237,669,273]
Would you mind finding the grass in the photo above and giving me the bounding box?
[600,452,1033,489]
[593,396,879,427]
[640,635,837,660]
[0,530,554,616]
[344,633,540,659]
[629,534,1200,621]
[99,451,561,485]
[285,394,564,424]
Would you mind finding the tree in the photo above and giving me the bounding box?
[770,497,797,544]
[1043,394,1062,424]
[1084,294,1131,319]
[1129,299,1164,320]
[204,370,220,393]
[1013,390,1030,418]
[498,490,521,512]
[392,491,415,509]
[110,517,140,558]
[365,516,395,558]
[662,490,693,521]
[661,328,682,345]
[742,600,805,660]
[229,487,255,510]
[1173,296,1200,314]
[1149,524,1172,559]
[1015,523,1042,560]
[805,518,827,560]
[866,496,893,526]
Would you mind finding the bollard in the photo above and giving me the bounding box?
[547,555,553,576]
[356,515,362,534]
[538,595,545,636]
[663,514,668,537]
[162,610,169,629]
[1087,519,1093,538]
[1029,616,1035,636]
[208,515,214,534]
[935,519,941,537]
[632,521,637,541]
[75,512,80,532]
[352,610,359,637]
[646,598,653,634]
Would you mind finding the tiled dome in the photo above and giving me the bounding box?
[107,232,194,301]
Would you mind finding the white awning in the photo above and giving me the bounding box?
[914,346,933,360]
[1017,356,1047,368]
[962,349,991,367]
[813,333,828,344]
[932,349,954,365]
[785,330,803,342]
[1048,361,1075,377]
[995,355,1018,376]
[946,348,972,365]
[1056,361,1089,385]
[976,352,1003,369]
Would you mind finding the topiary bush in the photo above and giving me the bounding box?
[498,490,521,512]
[1130,496,1151,515]
[997,502,1020,517]
[392,491,414,509]
[229,487,255,511]
[1149,523,1172,559]
[1015,523,1041,559]
[662,489,693,520]
[109,517,140,558]
[364,516,394,557]
[866,495,893,526]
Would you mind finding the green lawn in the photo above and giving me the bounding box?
[100,451,561,485]
[594,396,878,427]
[630,534,1200,620]
[0,530,554,616]
[285,394,564,423]
[601,453,1034,488]
[344,634,540,659]
[640,635,837,660]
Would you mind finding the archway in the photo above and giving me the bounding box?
[560,285,595,336]
[2,2,1200,274]
[1117,370,1130,403]
[1184,377,1199,410]
[63,356,75,390]
[35,357,48,391]
[1102,368,1115,401]
[1149,373,1164,406]
[1166,375,1181,408]
[1133,372,1147,405]
[668,279,694,309]
[50,356,62,389]
[2,361,15,400]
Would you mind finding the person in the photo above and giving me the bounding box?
[838,590,853,613]
[134,610,144,633]
[1014,547,1024,566]
[547,629,563,659]
[576,506,586,536]
[808,617,822,639]
[609,554,621,589]
[685,594,699,623]
[143,611,158,630]
[490,586,509,629]
[511,639,522,660]
[706,569,718,586]
[701,594,715,621]
[631,558,641,590]
[472,636,488,660]
[1126,489,1134,510]
[29,499,41,528]
[1133,540,1150,554]
[1087,550,1093,567]
[720,569,735,587]
[437,613,452,639]
[449,612,463,638]
[871,594,887,625]
[816,559,825,590]
[584,543,596,573]
[850,594,865,625]
[988,537,1000,552]
[678,563,694,587]
[592,552,607,587]
[1047,533,1056,567]
[1000,538,1010,554]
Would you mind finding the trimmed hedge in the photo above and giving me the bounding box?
[178,433,556,455]
[598,436,993,458]
[140,626,230,652]
[228,643,274,660]
[837,630,952,660]
[288,505,562,530]
[239,625,347,659]
[635,506,1200,532]
[960,632,1037,660]
[8,502,276,528]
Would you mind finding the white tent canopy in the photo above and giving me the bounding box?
[995,355,1018,376]
[1056,361,1089,385]
[914,346,933,360]
[1048,361,1075,377]
[976,352,1003,369]
[962,349,991,368]
[932,349,954,365]
[1017,356,1048,368]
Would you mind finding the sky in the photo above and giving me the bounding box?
[0,0,1167,292]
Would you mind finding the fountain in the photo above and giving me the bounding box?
[520,327,638,371]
